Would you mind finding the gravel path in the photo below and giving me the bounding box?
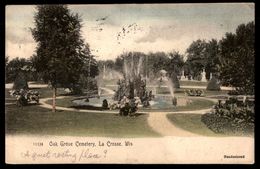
[147,112,199,137]
[39,96,118,114]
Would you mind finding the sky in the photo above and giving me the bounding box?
[5,3,254,61]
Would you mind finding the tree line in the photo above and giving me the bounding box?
[98,21,254,95]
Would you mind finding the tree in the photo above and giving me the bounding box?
[185,39,207,79]
[5,57,32,83]
[204,39,221,79]
[147,52,169,78]
[78,47,99,93]
[31,5,88,112]
[165,51,184,88]
[167,51,184,76]
[219,21,255,95]
[5,56,9,67]
[13,71,28,90]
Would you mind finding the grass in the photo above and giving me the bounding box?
[166,113,253,137]
[5,104,160,137]
[5,88,160,137]
[46,97,75,108]
[179,80,208,86]
[4,84,221,137]
[155,86,229,96]
[174,98,215,111]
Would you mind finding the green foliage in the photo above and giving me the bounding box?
[185,89,204,96]
[218,22,254,95]
[13,71,28,90]
[31,5,93,90]
[167,51,184,76]
[201,97,254,135]
[111,51,184,80]
[6,57,31,83]
[185,39,221,80]
[204,39,221,79]
[185,39,207,78]
[206,76,220,91]
[170,72,180,88]
[147,52,169,77]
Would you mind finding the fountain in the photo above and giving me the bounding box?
[114,56,153,111]
[72,54,192,112]
[157,70,177,106]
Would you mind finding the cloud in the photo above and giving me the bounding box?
[135,24,184,43]
[6,26,35,44]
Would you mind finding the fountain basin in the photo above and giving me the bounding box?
[71,95,191,111]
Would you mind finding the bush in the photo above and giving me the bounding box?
[13,71,28,90]
[102,99,108,109]
[206,76,220,91]
[186,89,204,96]
[201,97,254,135]
[170,72,180,88]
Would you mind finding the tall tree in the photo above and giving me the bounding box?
[167,51,184,76]
[204,39,221,79]
[219,21,255,94]
[147,52,169,77]
[5,57,32,83]
[185,39,207,79]
[31,5,87,112]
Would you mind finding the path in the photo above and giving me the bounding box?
[146,98,214,136]
[99,87,115,95]
[5,82,48,89]
[39,96,118,114]
[147,112,199,137]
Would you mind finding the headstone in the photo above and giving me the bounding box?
[210,73,213,80]
[180,70,187,81]
[201,69,207,82]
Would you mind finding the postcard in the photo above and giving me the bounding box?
[5,3,255,164]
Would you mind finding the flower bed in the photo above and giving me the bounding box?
[201,97,254,135]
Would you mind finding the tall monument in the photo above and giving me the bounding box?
[201,69,207,82]
[180,70,188,81]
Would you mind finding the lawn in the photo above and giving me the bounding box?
[157,87,229,97]
[179,80,208,86]
[5,87,160,137]
[166,113,253,137]
[5,104,160,137]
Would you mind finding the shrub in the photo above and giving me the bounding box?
[102,99,108,109]
[170,72,180,88]
[13,71,28,90]
[206,76,220,91]
[201,97,254,135]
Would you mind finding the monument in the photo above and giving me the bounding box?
[201,69,207,82]
[180,70,188,81]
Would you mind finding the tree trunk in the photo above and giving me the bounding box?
[52,87,56,112]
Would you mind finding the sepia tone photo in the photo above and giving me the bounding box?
[5,3,254,164]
